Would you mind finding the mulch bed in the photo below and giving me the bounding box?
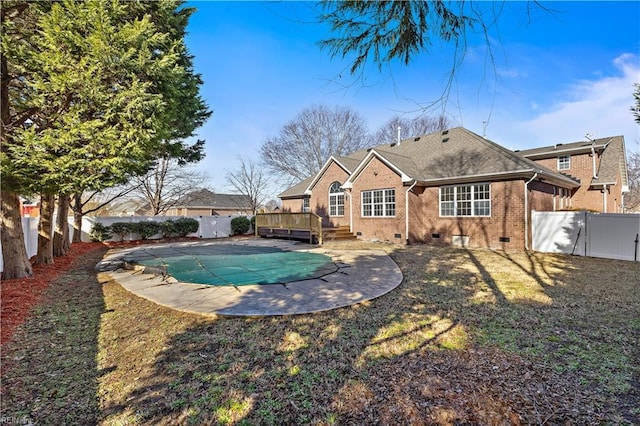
[0,237,219,346]
[0,242,105,346]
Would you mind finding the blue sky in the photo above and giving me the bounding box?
[184,1,640,195]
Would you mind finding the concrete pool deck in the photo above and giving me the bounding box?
[96,238,403,316]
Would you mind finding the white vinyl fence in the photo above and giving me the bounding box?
[0,215,247,272]
[532,210,640,262]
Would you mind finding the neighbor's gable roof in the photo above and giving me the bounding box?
[175,189,252,209]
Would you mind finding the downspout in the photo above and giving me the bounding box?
[591,143,597,179]
[345,190,353,233]
[524,173,538,251]
[405,181,417,245]
[603,184,607,213]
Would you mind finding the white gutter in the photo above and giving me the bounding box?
[603,184,608,213]
[522,143,607,159]
[524,173,538,251]
[415,169,578,188]
[405,181,417,244]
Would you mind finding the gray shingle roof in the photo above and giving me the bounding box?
[348,127,578,185]
[279,127,581,197]
[278,176,314,199]
[591,136,627,186]
[175,189,252,209]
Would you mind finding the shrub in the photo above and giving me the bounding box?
[173,217,199,237]
[231,216,251,235]
[250,215,256,231]
[90,222,111,242]
[132,221,161,240]
[110,222,134,242]
[159,219,177,238]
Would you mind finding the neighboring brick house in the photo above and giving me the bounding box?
[279,127,582,250]
[517,136,630,213]
[165,189,253,216]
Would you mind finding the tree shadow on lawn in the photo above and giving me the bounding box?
[98,245,639,424]
[0,245,110,425]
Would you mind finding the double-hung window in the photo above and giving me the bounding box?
[329,182,344,216]
[439,183,491,217]
[362,189,395,217]
[302,198,310,213]
[557,155,570,170]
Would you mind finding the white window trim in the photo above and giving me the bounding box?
[557,155,570,170]
[439,183,491,217]
[361,188,396,218]
[302,198,310,213]
[329,182,344,217]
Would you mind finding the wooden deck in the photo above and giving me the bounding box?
[255,213,323,244]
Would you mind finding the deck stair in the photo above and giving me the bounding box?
[323,225,358,241]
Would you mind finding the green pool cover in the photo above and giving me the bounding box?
[136,245,338,286]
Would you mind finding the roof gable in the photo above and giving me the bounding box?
[306,155,354,192]
[344,149,413,188]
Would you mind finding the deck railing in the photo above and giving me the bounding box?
[255,212,323,244]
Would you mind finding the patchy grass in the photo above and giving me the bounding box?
[1,241,639,424]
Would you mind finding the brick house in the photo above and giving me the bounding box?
[165,189,253,216]
[517,136,630,213]
[279,127,590,250]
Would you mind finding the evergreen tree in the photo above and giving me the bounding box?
[1,0,209,277]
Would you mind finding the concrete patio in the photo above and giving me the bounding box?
[95,238,403,316]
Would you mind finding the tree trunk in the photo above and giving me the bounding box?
[0,190,33,279]
[72,193,83,243]
[36,193,55,265]
[53,194,71,257]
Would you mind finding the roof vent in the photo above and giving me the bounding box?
[514,149,520,152]
[442,137,450,143]
[414,137,420,141]
[554,143,563,149]
[442,130,449,135]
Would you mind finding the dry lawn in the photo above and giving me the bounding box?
[1,240,638,425]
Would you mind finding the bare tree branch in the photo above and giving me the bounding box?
[226,157,271,214]
[132,158,210,215]
[372,114,454,145]
[260,104,372,185]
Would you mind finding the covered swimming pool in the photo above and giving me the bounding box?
[134,244,339,286]
[96,239,404,316]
